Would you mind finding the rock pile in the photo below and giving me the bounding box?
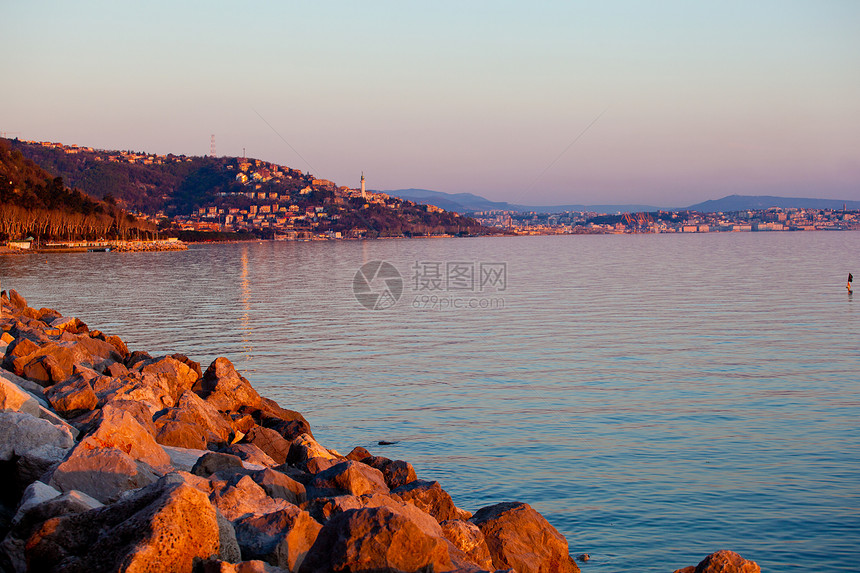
[0,290,580,573]
[0,289,762,573]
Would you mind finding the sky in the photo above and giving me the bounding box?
[2,1,859,207]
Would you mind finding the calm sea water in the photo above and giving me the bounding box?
[2,232,858,572]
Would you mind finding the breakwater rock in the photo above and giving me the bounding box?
[0,289,758,572]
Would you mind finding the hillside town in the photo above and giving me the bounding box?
[11,139,860,239]
[473,206,860,235]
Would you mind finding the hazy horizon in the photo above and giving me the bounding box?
[3,1,858,206]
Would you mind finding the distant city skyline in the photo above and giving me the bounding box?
[3,1,858,207]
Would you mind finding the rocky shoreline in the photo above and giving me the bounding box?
[0,290,760,572]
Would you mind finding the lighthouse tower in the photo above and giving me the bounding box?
[360,172,367,200]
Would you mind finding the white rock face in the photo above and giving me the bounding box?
[0,411,75,461]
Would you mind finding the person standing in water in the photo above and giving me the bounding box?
[848,273,853,293]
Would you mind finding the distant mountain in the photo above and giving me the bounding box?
[685,194,860,212]
[387,189,860,215]
[384,189,659,214]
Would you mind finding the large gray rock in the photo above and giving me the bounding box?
[470,501,580,573]
[0,411,75,462]
[16,443,69,485]
[298,505,454,573]
[233,505,322,571]
[26,474,221,572]
[2,486,103,573]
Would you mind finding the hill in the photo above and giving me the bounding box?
[6,139,490,239]
[385,189,660,214]
[685,194,860,212]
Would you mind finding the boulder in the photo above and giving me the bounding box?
[0,375,41,416]
[156,420,207,450]
[361,455,418,489]
[303,456,340,475]
[12,337,120,386]
[0,412,75,463]
[223,443,278,467]
[252,468,307,505]
[16,444,70,485]
[3,338,40,369]
[193,452,246,477]
[198,559,287,573]
[345,446,372,462]
[216,508,242,562]
[80,400,171,469]
[210,475,292,522]
[104,335,130,359]
[2,487,103,573]
[48,446,160,504]
[298,505,453,573]
[159,390,234,445]
[309,460,389,498]
[105,361,129,377]
[95,372,176,414]
[170,353,203,378]
[243,425,291,465]
[233,505,322,571]
[440,519,494,570]
[26,474,221,572]
[263,418,312,442]
[198,357,263,412]
[258,397,311,429]
[8,290,27,310]
[44,376,98,417]
[0,370,48,405]
[48,316,88,335]
[392,479,471,522]
[673,550,761,573]
[11,481,63,527]
[470,501,579,573]
[287,433,340,466]
[137,355,199,402]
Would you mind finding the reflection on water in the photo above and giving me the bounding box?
[1,232,858,572]
[240,247,252,363]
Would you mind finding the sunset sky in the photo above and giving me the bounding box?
[3,1,858,207]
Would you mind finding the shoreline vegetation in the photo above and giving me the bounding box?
[0,290,760,572]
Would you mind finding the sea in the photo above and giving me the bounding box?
[2,232,858,572]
